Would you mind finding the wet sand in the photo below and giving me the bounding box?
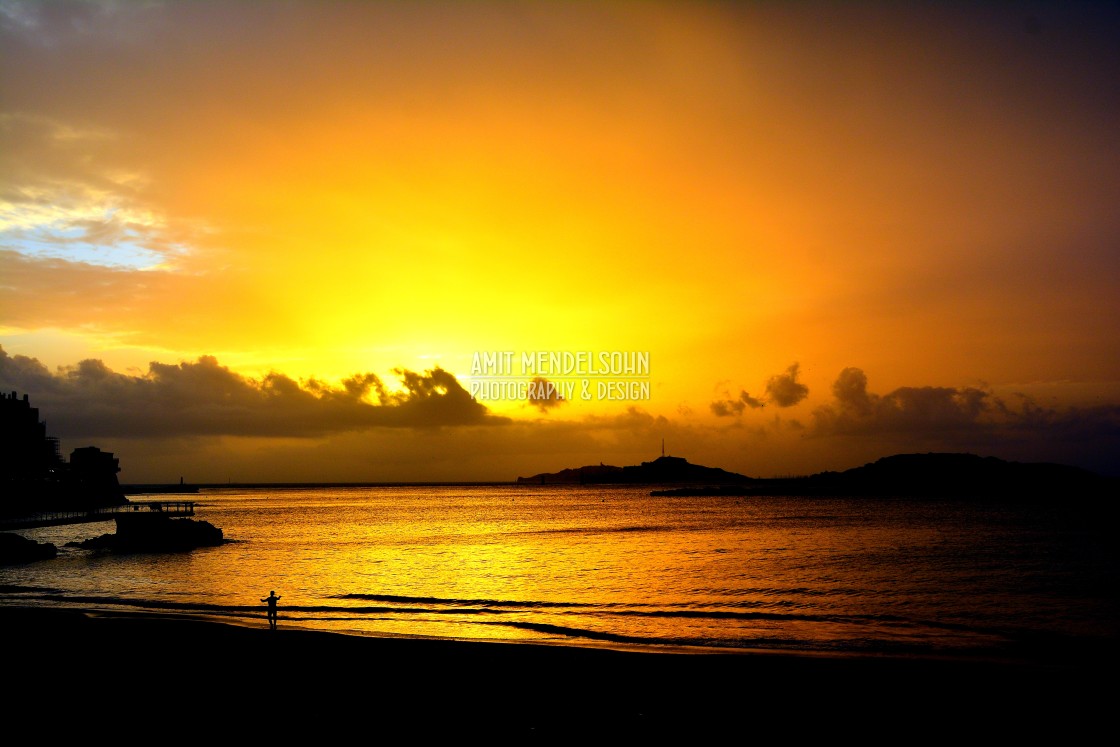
[1,606,1110,738]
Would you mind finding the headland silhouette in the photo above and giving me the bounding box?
[516,454,752,485]
[522,451,1115,501]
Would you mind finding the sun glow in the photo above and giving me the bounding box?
[2,1,1118,479]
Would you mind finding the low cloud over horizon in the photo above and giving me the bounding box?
[3,347,1118,481]
[0,346,506,439]
[2,2,1117,481]
[807,367,1120,473]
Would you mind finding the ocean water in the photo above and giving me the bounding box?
[2,485,1116,663]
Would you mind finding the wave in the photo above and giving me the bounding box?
[0,591,1045,649]
[468,620,922,653]
[0,584,64,594]
[515,524,679,537]
[1,594,261,614]
[333,590,867,611]
[482,620,692,646]
[335,593,600,608]
[0,591,984,632]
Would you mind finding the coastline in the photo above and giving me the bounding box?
[2,605,1111,738]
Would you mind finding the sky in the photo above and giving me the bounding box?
[2,0,1118,482]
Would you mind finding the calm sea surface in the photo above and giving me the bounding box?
[2,485,1116,662]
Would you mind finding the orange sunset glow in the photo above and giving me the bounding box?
[2,1,1118,482]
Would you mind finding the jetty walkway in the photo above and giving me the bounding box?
[0,501,196,531]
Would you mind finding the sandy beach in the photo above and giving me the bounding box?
[1,605,1111,739]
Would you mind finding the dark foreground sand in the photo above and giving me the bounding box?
[1,606,1112,739]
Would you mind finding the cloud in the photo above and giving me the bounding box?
[526,376,567,413]
[814,367,992,435]
[830,366,873,415]
[710,400,736,417]
[710,363,806,416]
[0,346,507,439]
[810,367,1120,473]
[7,347,1117,481]
[710,390,765,417]
[765,363,809,407]
[0,114,187,271]
[100,403,722,484]
[0,0,162,45]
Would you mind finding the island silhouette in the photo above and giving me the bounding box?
[520,451,1115,501]
[517,454,752,485]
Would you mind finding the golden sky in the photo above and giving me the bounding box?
[2,1,1118,480]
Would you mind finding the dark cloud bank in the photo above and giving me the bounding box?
[809,367,1120,475]
[0,346,506,439]
[2,348,1117,477]
[811,367,1118,441]
[709,363,1118,475]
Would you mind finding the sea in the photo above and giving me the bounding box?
[2,484,1117,665]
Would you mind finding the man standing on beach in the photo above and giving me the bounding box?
[261,590,281,629]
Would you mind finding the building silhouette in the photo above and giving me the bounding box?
[1,391,126,515]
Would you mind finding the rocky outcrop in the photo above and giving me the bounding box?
[67,518,225,553]
[517,456,753,485]
[0,532,58,564]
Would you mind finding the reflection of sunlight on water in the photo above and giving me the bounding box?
[280,614,559,642]
[2,485,1113,657]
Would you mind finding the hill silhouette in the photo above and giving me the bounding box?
[516,455,752,485]
[519,451,1114,501]
[654,452,1115,500]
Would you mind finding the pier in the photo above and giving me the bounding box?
[0,501,196,531]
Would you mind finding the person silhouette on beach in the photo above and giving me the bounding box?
[261,590,281,629]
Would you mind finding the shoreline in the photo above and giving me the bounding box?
[2,605,1111,737]
[5,598,1104,667]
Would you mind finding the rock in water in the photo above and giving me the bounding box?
[68,518,225,553]
[0,533,58,564]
